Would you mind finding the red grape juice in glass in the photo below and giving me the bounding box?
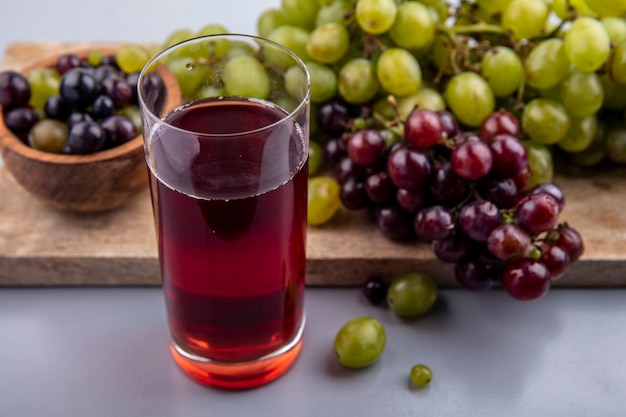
[147,97,308,389]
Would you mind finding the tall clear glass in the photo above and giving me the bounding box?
[137,34,310,390]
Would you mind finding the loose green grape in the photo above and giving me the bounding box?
[116,44,151,74]
[389,1,436,51]
[410,364,433,388]
[444,72,495,127]
[524,38,571,90]
[308,176,341,225]
[387,272,437,318]
[306,23,350,64]
[397,88,445,119]
[560,71,603,118]
[316,0,352,25]
[223,55,270,99]
[481,46,523,97]
[257,8,288,38]
[601,17,626,45]
[376,48,422,97]
[308,140,323,176]
[600,74,626,110]
[267,26,311,68]
[281,0,320,28]
[303,61,337,103]
[167,57,211,98]
[522,98,570,145]
[606,124,626,163]
[27,68,60,110]
[338,58,379,104]
[587,0,626,17]
[609,41,626,86]
[355,0,397,35]
[564,16,611,73]
[476,0,512,15]
[333,317,386,369]
[28,119,68,153]
[523,140,554,187]
[501,0,549,40]
[558,114,598,152]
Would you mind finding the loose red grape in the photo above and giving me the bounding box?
[502,258,551,301]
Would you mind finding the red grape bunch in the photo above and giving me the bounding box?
[319,100,583,301]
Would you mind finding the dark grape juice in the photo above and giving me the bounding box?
[147,97,308,363]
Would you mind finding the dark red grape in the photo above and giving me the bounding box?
[375,205,413,240]
[478,177,518,208]
[490,134,528,178]
[522,183,565,212]
[437,110,459,139]
[429,161,469,203]
[451,140,493,181]
[455,250,500,291]
[323,137,348,168]
[539,243,570,281]
[66,112,95,130]
[340,177,370,210]
[317,100,351,134]
[3,106,39,135]
[554,224,584,262]
[65,121,106,154]
[513,167,532,190]
[363,277,388,305]
[55,54,83,75]
[479,109,520,143]
[396,188,428,213]
[347,129,386,167]
[99,76,132,109]
[515,193,559,234]
[404,109,443,149]
[431,231,472,263]
[365,171,396,204]
[60,68,99,108]
[101,114,137,146]
[501,258,550,301]
[125,72,140,104]
[487,224,532,261]
[44,95,72,121]
[458,200,502,242]
[0,70,31,110]
[335,156,367,183]
[387,145,431,191]
[90,95,115,120]
[414,205,454,241]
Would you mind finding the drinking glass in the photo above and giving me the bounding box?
[137,34,310,389]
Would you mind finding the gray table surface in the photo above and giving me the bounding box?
[1,0,626,415]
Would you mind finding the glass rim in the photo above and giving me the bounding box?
[137,33,311,138]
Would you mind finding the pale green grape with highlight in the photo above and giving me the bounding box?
[27,68,60,110]
[389,1,436,51]
[333,317,386,369]
[522,98,570,145]
[306,23,350,64]
[308,176,341,225]
[281,0,320,28]
[316,0,352,25]
[560,71,603,118]
[564,17,611,73]
[601,17,626,45]
[524,38,571,90]
[223,55,270,99]
[266,26,311,68]
[523,140,554,187]
[355,0,397,35]
[338,58,379,104]
[376,48,422,97]
[410,364,433,388]
[444,72,495,127]
[387,273,437,318]
[558,115,598,153]
[117,44,151,74]
[481,46,523,97]
[501,0,549,40]
[397,88,445,119]
[302,61,337,103]
[257,9,288,38]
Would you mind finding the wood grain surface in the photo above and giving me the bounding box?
[1,42,625,287]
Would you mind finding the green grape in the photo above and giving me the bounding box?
[524,38,571,90]
[432,35,454,73]
[569,0,598,17]
[410,364,433,388]
[522,98,570,144]
[609,41,626,85]
[167,57,211,98]
[523,140,554,187]
[306,23,350,64]
[417,0,449,21]
[558,114,598,152]
[333,317,386,369]
[537,83,563,101]
[117,105,142,134]
[116,44,151,74]
[281,0,320,29]
[338,58,379,104]
[564,16,611,73]
[389,1,436,51]
[501,0,549,40]
[600,74,626,110]
[560,71,603,118]
[303,61,337,103]
[372,97,396,120]
[380,127,402,147]
[601,17,626,45]
[196,84,225,100]
[86,49,102,67]
[28,119,68,153]
[197,23,231,60]
[606,124,626,163]
[551,0,568,19]
[308,140,323,176]
[569,121,608,166]
[27,68,60,110]
[376,48,422,97]
[316,0,352,25]
[355,0,398,35]
[316,0,335,6]
[257,8,288,38]
[162,28,198,60]
[397,88,445,119]
[308,176,341,225]
[481,46,523,97]
[387,272,437,318]
[476,0,512,15]
[164,28,195,48]
[444,72,495,127]
[223,55,270,99]
[267,26,311,68]
[587,0,626,17]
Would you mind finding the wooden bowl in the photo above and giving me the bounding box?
[0,48,166,212]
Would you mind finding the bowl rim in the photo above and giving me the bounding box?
[0,46,144,165]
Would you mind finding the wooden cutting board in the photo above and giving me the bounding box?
[1,42,625,287]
